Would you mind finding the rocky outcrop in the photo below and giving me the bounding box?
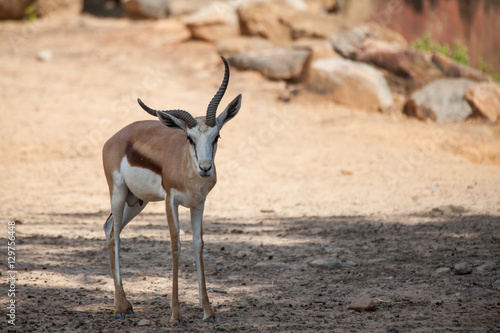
[184,2,239,42]
[403,78,475,122]
[432,52,491,82]
[229,48,310,81]
[306,57,393,111]
[465,82,500,122]
[34,0,82,17]
[357,48,444,94]
[217,36,275,58]
[237,0,296,45]
[0,0,36,20]
[330,22,408,60]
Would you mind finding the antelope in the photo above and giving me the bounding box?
[102,56,242,325]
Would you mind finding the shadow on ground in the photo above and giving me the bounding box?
[1,211,499,332]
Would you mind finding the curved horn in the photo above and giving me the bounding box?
[206,56,230,127]
[137,98,198,128]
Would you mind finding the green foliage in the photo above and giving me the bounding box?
[450,40,469,66]
[410,33,469,66]
[478,58,500,82]
[24,5,37,21]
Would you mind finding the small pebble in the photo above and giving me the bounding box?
[454,262,472,275]
[36,50,52,62]
[138,319,151,326]
[435,267,451,274]
[492,279,500,291]
[341,169,354,176]
[476,262,495,272]
[349,293,376,312]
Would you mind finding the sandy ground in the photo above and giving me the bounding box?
[0,15,499,332]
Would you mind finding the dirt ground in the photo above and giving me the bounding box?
[1,15,499,332]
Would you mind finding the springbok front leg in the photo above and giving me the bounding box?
[166,197,183,326]
[191,202,216,322]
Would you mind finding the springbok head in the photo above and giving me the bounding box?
[137,56,242,178]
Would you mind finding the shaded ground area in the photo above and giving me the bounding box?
[1,210,499,332]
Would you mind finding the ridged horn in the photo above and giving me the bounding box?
[206,56,230,127]
[137,98,198,128]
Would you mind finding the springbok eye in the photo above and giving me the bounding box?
[187,136,195,146]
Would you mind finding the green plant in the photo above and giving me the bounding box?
[451,40,469,66]
[478,58,500,82]
[24,5,37,21]
[410,33,469,66]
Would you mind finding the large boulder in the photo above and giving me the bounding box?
[229,48,311,81]
[237,0,297,45]
[432,52,491,82]
[166,0,209,16]
[403,78,475,122]
[357,47,444,94]
[465,82,500,122]
[34,0,82,17]
[306,57,393,111]
[282,11,346,39]
[184,2,239,43]
[330,22,407,59]
[217,36,275,58]
[0,0,36,20]
[122,0,169,18]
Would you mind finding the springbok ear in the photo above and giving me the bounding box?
[216,94,242,130]
[157,111,187,131]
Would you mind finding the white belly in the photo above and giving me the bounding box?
[120,157,166,202]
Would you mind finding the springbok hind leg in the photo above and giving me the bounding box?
[104,190,147,319]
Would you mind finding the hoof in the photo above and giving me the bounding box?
[203,316,217,324]
[168,318,183,327]
[114,308,134,320]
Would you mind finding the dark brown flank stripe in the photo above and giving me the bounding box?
[125,142,162,175]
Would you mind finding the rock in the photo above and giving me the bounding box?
[358,48,443,94]
[465,82,500,122]
[217,36,274,58]
[435,267,451,274]
[476,262,496,272]
[292,38,339,81]
[303,0,337,13]
[292,38,338,60]
[348,294,376,312]
[0,0,35,20]
[492,279,500,291]
[432,52,490,82]
[330,22,407,60]
[306,57,393,111]
[166,0,208,16]
[36,50,52,62]
[34,0,83,17]
[236,250,251,259]
[454,262,473,275]
[237,0,297,45]
[254,262,292,270]
[282,11,346,39]
[122,0,169,19]
[341,168,353,175]
[309,259,356,268]
[403,78,475,122]
[138,319,152,326]
[229,48,310,81]
[184,2,239,43]
[310,259,341,269]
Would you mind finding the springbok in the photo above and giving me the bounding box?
[102,56,242,325]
